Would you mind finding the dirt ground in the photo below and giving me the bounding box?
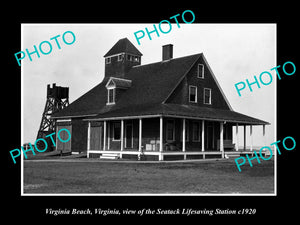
[23,157,275,194]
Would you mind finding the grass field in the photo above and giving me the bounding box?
[23,158,274,194]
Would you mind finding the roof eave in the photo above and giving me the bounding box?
[83,111,270,125]
[51,114,98,119]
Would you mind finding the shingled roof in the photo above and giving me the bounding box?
[52,53,202,118]
[103,38,142,57]
[52,52,269,125]
[106,77,132,89]
[88,103,269,125]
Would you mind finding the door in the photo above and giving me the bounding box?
[57,125,72,153]
[90,125,103,150]
[206,125,214,150]
[125,121,133,148]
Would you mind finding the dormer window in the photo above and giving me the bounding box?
[107,88,115,104]
[106,77,132,105]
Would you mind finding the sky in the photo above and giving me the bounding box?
[22,23,276,148]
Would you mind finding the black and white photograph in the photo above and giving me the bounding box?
[4,4,298,221]
[20,23,276,195]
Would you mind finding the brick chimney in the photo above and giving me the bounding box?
[162,44,173,61]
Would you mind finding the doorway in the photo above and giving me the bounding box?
[125,121,133,148]
[57,125,72,153]
[206,124,214,150]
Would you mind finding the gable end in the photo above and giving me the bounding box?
[165,54,232,110]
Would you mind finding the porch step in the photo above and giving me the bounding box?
[225,152,247,158]
[100,153,120,160]
[225,151,269,158]
[226,153,241,156]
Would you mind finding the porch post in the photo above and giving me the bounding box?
[244,125,246,151]
[182,118,186,160]
[139,118,142,152]
[220,121,224,158]
[250,125,253,151]
[87,121,91,158]
[263,124,266,146]
[235,123,239,151]
[201,120,205,152]
[121,120,124,151]
[159,116,163,160]
[103,121,107,151]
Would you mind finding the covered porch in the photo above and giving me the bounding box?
[85,115,267,161]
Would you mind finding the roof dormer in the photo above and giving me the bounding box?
[105,77,132,105]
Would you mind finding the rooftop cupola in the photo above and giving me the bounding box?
[104,38,143,78]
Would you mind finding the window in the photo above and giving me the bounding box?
[126,54,139,62]
[189,86,197,103]
[113,122,121,141]
[107,88,115,104]
[204,88,211,105]
[105,57,111,64]
[127,54,132,61]
[166,120,175,141]
[192,122,200,142]
[197,64,204,78]
[118,54,124,61]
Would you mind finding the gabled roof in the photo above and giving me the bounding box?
[51,52,269,125]
[116,53,202,106]
[52,53,201,118]
[106,77,132,89]
[103,38,143,57]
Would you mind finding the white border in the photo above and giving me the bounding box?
[274,24,277,196]
[21,24,24,195]
[21,23,277,197]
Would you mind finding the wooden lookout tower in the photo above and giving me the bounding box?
[36,83,69,151]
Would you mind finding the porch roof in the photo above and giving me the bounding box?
[87,103,270,125]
